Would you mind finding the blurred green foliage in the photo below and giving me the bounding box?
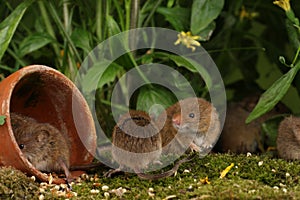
[0,0,300,130]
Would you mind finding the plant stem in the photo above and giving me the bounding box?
[125,0,131,30]
[113,0,125,31]
[143,0,163,27]
[38,1,60,58]
[96,1,103,41]
[48,2,82,63]
[292,45,300,66]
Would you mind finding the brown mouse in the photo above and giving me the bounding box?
[214,103,263,153]
[277,116,300,160]
[106,110,192,180]
[156,97,220,157]
[214,94,289,154]
[11,113,72,181]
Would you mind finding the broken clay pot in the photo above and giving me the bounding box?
[0,65,97,184]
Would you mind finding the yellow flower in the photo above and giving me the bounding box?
[220,163,234,179]
[239,6,259,21]
[200,176,211,184]
[174,31,201,52]
[273,0,291,11]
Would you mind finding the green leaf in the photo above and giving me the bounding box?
[156,6,190,31]
[198,21,216,41]
[0,115,6,125]
[71,28,91,53]
[246,62,300,123]
[107,15,121,36]
[18,32,54,57]
[155,52,212,89]
[98,63,124,89]
[137,86,177,118]
[0,0,34,61]
[261,115,287,148]
[191,0,224,34]
[81,60,124,93]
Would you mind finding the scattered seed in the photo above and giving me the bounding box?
[38,194,44,200]
[183,169,190,173]
[90,189,100,194]
[258,161,263,166]
[48,173,53,185]
[283,188,287,193]
[104,192,110,198]
[163,194,176,199]
[102,185,109,191]
[30,176,36,182]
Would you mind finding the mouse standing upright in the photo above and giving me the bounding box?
[156,97,221,157]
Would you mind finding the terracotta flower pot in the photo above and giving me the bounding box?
[0,65,97,184]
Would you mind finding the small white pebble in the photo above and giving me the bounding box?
[273,186,279,190]
[258,161,263,166]
[102,185,109,191]
[148,187,154,192]
[168,185,172,189]
[271,169,276,173]
[188,185,193,190]
[194,179,197,182]
[246,152,252,157]
[235,166,238,169]
[183,169,190,173]
[90,189,100,194]
[283,188,287,193]
[104,192,110,198]
[286,173,290,177]
[39,194,45,200]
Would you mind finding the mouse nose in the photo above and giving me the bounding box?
[172,113,181,126]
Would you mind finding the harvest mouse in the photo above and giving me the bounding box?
[156,97,220,157]
[277,116,300,160]
[11,113,72,181]
[106,110,193,180]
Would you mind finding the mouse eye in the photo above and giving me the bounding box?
[189,113,195,118]
[19,144,25,149]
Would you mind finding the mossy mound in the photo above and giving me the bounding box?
[3,153,300,199]
[0,166,39,199]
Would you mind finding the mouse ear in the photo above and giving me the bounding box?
[36,129,50,142]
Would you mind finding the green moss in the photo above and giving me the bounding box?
[7,153,300,199]
[0,166,39,199]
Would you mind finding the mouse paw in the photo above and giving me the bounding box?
[104,168,122,178]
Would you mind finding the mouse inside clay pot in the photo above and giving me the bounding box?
[10,113,73,181]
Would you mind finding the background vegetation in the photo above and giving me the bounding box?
[1,0,300,198]
[1,0,300,126]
